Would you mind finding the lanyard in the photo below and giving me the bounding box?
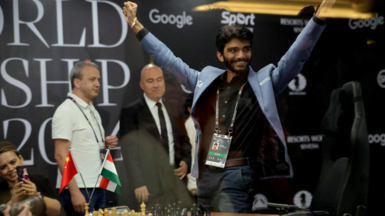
[215,82,246,136]
[67,96,105,143]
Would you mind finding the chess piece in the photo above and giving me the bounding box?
[84,203,90,216]
[156,204,160,216]
[148,214,153,216]
[116,213,120,216]
[141,202,146,215]
[205,207,211,216]
[98,209,104,215]
[156,205,161,216]
[122,210,129,216]
[129,210,135,216]
[170,207,175,216]
[196,208,202,216]
[93,211,99,216]
[180,208,187,216]
[112,207,117,216]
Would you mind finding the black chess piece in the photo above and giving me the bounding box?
[205,206,212,216]
[190,208,195,216]
[159,205,164,216]
[108,201,114,207]
[197,207,203,216]
[155,205,159,216]
[198,204,207,215]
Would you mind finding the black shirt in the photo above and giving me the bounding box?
[0,175,58,205]
[194,72,268,170]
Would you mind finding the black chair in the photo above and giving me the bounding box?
[310,81,369,216]
[255,81,369,216]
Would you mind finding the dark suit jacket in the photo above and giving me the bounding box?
[120,96,192,202]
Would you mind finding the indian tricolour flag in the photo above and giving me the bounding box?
[99,152,121,195]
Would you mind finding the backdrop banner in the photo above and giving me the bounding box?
[0,0,384,213]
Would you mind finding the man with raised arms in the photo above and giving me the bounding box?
[122,0,336,213]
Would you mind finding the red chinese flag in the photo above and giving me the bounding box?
[59,151,78,194]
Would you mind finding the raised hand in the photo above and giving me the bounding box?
[122,1,144,33]
[122,1,138,26]
[315,0,337,20]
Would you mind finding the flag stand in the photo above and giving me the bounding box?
[69,147,96,212]
[89,148,110,203]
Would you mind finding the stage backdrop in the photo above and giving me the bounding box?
[0,0,384,214]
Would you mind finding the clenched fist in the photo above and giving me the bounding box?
[122,1,138,26]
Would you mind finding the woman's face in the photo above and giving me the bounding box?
[0,151,24,182]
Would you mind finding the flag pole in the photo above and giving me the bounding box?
[89,148,110,202]
[69,147,95,212]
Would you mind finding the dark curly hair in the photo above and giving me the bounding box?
[216,25,254,55]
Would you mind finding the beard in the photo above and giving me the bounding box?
[223,55,251,75]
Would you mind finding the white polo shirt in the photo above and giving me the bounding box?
[143,93,175,165]
[52,93,105,188]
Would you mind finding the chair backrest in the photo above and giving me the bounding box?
[311,81,369,216]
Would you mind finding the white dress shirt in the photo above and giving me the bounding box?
[185,116,198,191]
[144,93,175,165]
[52,93,105,188]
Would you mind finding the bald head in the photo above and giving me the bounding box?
[141,64,162,81]
[140,64,165,102]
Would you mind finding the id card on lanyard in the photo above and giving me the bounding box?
[205,82,246,168]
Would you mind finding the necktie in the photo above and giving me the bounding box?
[156,102,169,155]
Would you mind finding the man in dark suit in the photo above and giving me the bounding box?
[120,64,192,208]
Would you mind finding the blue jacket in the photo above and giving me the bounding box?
[140,18,325,179]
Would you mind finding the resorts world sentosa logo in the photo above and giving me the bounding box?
[288,73,307,95]
[377,69,385,88]
[294,190,312,209]
[149,9,193,29]
[252,194,268,211]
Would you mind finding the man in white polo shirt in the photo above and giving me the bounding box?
[52,61,118,215]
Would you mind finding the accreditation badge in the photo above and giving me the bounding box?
[205,133,232,168]
[100,149,106,160]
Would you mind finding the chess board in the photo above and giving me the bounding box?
[84,202,278,216]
